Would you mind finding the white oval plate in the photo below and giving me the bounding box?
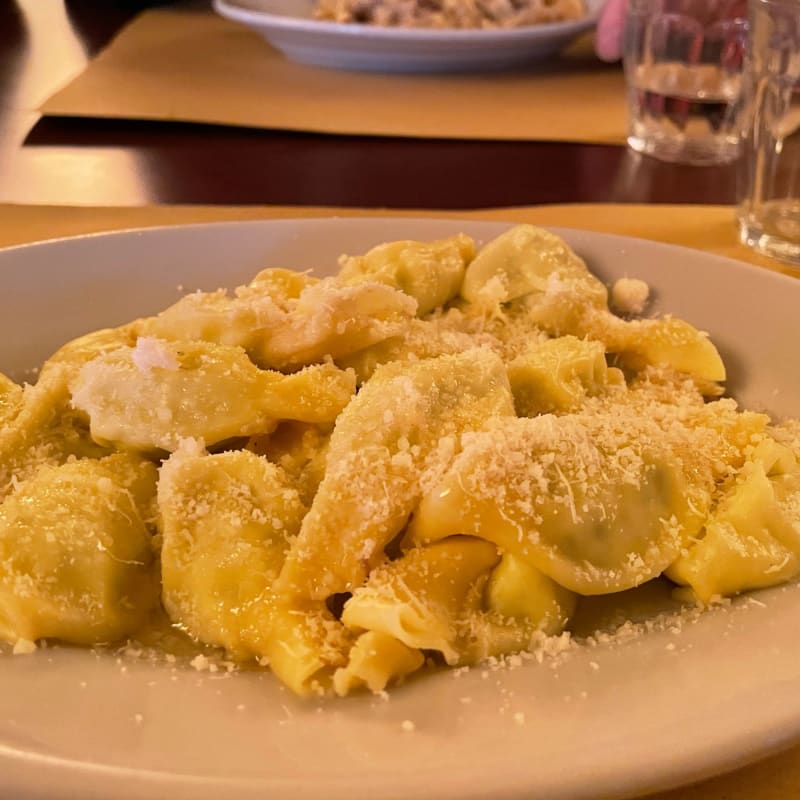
[213,0,602,72]
[1,218,800,800]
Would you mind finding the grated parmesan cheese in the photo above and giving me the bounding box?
[12,639,37,655]
[131,336,180,374]
[610,277,650,316]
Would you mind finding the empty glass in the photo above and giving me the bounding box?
[737,0,800,266]
[623,0,748,165]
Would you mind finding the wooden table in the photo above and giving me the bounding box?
[0,0,738,208]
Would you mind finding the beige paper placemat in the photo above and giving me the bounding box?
[40,6,627,143]
[0,201,799,800]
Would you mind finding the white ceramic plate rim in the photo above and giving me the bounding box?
[0,218,799,800]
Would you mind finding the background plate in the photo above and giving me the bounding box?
[1,218,800,800]
[213,0,602,72]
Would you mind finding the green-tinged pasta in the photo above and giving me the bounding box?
[338,233,474,316]
[0,453,159,645]
[70,338,356,452]
[336,315,489,385]
[508,335,622,416]
[408,413,702,595]
[460,224,605,311]
[275,348,515,600]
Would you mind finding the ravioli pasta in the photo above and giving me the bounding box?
[1,225,799,696]
[314,0,585,28]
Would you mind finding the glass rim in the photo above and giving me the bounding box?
[753,0,800,7]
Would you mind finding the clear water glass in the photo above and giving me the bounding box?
[737,0,800,266]
[623,0,748,165]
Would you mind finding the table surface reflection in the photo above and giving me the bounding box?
[1,0,738,208]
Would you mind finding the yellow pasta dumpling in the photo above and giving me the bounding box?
[409,413,701,595]
[70,338,355,452]
[341,537,500,664]
[460,227,725,388]
[508,335,622,416]
[142,288,278,352]
[0,364,111,500]
[143,272,414,372]
[275,348,515,600]
[333,631,425,696]
[338,234,474,316]
[158,444,306,659]
[677,400,769,480]
[138,269,318,351]
[485,553,577,636]
[239,267,319,302]
[336,316,485,385]
[602,316,726,385]
[0,373,23,429]
[337,542,575,686]
[449,553,579,663]
[246,421,331,507]
[263,599,353,696]
[608,389,770,493]
[0,325,139,494]
[252,279,417,370]
[460,225,606,310]
[666,441,800,602]
[40,324,140,376]
[0,453,159,645]
[142,269,319,353]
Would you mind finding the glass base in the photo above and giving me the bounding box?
[628,133,740,166]
[738,203,800,267]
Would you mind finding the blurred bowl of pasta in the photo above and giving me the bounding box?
[213,0,603,72]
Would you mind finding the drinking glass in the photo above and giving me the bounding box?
[737,0,800,266]
[623,0,748,165]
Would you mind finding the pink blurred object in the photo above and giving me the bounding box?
[596,0,626,60]
[595,0,746,62]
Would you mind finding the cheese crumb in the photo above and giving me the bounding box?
[401,719,416,732]
[12,639,37,655]
[131,336,179,374]
[190,654,211,671]
[611,277,650,315]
